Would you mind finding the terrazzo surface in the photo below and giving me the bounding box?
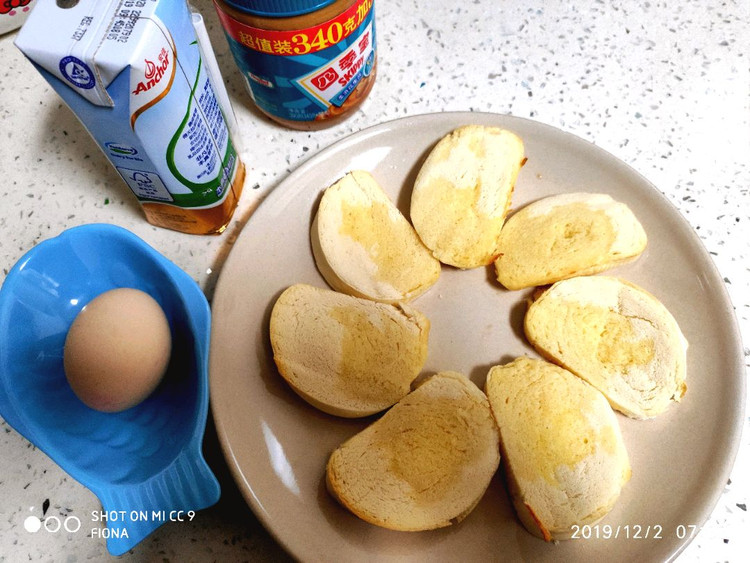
[0,0,747,561]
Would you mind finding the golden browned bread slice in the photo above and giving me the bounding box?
[326,372,500,531]
[409,125,526,269]
[485,357,631,541]
[311,170,441,303]
[524,275,688,419]
[269,284,430,418]
[494,193,647,290]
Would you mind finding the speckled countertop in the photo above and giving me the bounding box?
[1,0,747,561]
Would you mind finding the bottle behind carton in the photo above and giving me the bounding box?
[15,0,245,235]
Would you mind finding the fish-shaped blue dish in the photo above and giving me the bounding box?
[0,223,220,555]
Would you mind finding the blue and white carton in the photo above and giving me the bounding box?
[15,0,246,234]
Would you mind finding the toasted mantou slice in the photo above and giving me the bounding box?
[494,193,647,290]
[410,125,526,269]
[524,276,688,419]
[485,357,631,541]
[269,284,430,418]
[311,170,440,303]
[326,372,500,531]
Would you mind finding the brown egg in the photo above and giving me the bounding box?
[63,287,172,413]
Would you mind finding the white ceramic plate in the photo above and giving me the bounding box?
[209,112,745,562]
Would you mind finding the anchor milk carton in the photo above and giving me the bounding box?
[15,0,245,234]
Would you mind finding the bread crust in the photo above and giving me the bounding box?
[485,357,631,541]
[524,275,688,419]
[326,372,500,531]
[494,193,647,290]
[312,170,440,303]
[410,125,525,269]
[269,283,430,417]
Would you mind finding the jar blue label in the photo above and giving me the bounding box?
[216,0,376,122]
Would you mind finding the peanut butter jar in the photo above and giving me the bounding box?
[213,0,377,130]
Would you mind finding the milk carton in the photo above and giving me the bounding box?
[15,0,245,234]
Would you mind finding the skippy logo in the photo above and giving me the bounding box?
[129,29,176,129]
[297,20,374,108]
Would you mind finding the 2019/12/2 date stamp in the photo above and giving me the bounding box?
[571,524,702,540]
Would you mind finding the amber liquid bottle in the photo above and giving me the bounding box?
[140,161,245,235]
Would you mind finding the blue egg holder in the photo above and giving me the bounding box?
[0,224,220,555]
